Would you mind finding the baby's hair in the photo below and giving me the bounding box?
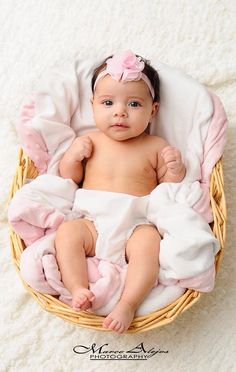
[91,54,160,103]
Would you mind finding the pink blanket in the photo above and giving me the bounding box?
[9,176,219,316]
[8,62,227,315]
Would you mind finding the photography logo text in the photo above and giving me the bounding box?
[73,342,169,360]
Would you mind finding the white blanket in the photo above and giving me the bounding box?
[9,175,219,316]
[8,59,227,315]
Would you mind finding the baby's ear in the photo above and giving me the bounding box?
[151,102,159,117]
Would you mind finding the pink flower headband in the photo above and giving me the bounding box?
[94,50,155,99]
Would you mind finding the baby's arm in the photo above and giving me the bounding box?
[157,145,186,183]
[59,136,93,183]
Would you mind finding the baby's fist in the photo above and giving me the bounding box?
[67,136,93,162]
[161,146,184,175]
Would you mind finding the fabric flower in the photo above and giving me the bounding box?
[106,50,145,82]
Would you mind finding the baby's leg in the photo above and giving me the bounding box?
[55,219,97,311]
[103,224,160,333]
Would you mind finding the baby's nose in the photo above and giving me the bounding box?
[113,104,127,117]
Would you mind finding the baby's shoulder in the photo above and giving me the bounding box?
[145,134,169,151]
[84,130,99,138]
[83,130,100,143]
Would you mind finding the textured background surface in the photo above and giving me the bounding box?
[0,1,235,371]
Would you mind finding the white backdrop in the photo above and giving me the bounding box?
[0,1,236,371]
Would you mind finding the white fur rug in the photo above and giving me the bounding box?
[1,1,236,371]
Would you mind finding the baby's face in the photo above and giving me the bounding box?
[91,75,158,141]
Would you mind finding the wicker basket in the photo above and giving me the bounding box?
[9,149,226,333]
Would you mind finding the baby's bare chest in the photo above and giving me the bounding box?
[85,141,157,179]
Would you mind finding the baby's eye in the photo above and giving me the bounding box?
[102,100,113,106]
[128,101,141,107]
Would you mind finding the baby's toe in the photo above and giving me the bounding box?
[73,300,82,309]
[103,315,113,329]
[80,299,91,311]
[88,291,95,302]
[114,321,123,332]
[108,319,119,331]
[73,296,86,308]
[117,323,126,334]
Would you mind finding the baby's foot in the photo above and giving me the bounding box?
[103,299,136,334]
[72,287,95,312]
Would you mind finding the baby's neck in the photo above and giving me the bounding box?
[99,130,148,144]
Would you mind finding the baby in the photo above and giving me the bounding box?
[55,50,186,333]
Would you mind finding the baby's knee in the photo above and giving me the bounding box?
[55,219,96,256]
[133,224,161,244]
[55,220,84,241]
[126,224,160,261]
[56,220,75,235]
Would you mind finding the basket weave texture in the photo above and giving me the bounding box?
[9,149,227,333]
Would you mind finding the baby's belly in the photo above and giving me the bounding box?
[82,175,157,196]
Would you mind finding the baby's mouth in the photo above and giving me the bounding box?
[111,123,129,128]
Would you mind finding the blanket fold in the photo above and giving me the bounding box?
[8,175,77,245]
[9,175,219,316]
[9,60,227,315]
[147,183,219,285]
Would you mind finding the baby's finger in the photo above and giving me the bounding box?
[166,160,179,169]
[82,136,93,144]
[82,142,93,152]
[81,149,89,158]
[161,146,181,159]
[161,146,176,156]
[76,136,92,148]
[162,153,179,164]
[84,137,93,147]
[82,148,92,158]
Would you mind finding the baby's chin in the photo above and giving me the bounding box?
[102,128,145,142]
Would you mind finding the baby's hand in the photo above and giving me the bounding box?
[67,136,93,162]
[161,146,185,175]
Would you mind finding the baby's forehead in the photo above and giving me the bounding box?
[95,75,150,98]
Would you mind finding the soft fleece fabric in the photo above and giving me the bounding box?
[8,58,227,315]
[9,175,219,316]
